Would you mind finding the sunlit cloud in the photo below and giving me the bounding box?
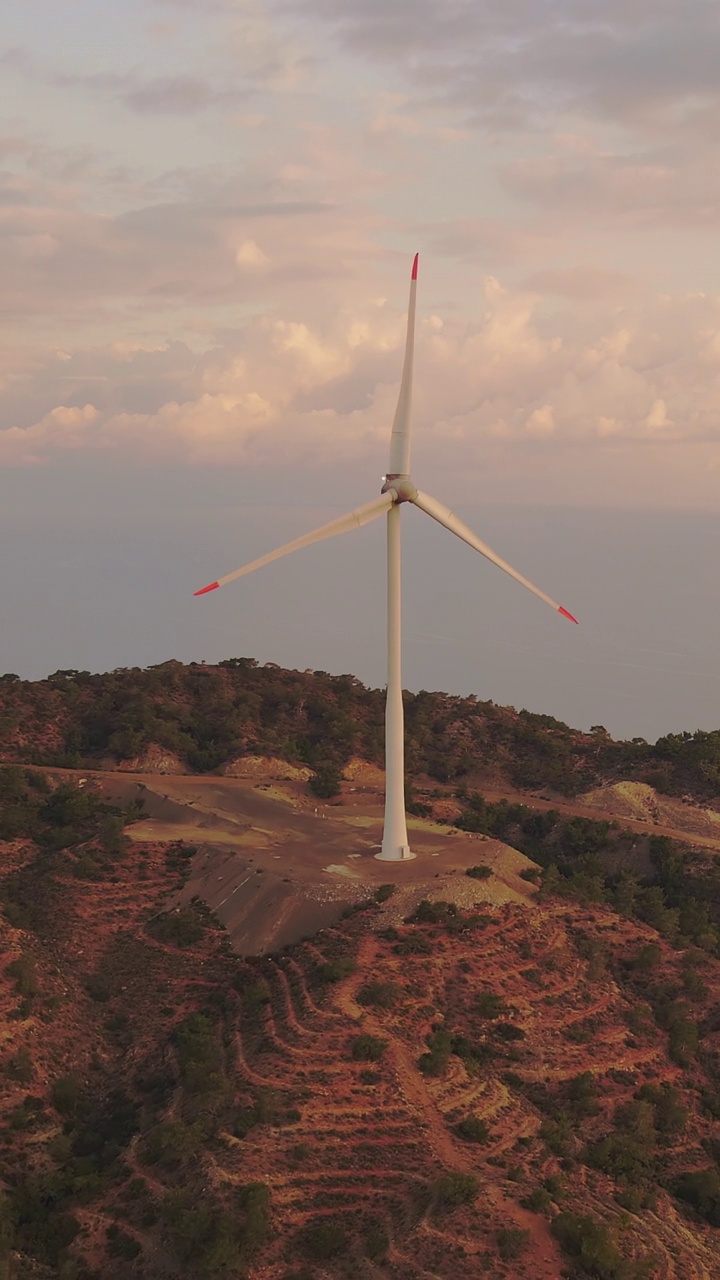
[0,0,718,513]
[3,278,720,499]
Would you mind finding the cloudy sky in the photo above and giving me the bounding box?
[2,0,719,741]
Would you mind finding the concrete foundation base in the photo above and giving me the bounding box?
[375,844,416,862]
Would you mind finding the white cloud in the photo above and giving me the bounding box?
[642,397,673,436]
[2,279,719,506]
[525,404,555,438]
[234,239,270,268]
[1,0,719,517]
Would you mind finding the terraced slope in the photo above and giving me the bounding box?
[192,903,720,1278]
[3,771,720,1279]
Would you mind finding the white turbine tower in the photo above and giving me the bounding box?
[194,255,577,862]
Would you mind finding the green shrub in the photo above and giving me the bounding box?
[105,1011,132,1047]
[289,1143,310,1164]
[636,1082,688,1138]
[309,767,342,799]
[475,990,508,1019]
[494,1021,525,1042]
[239,978,270,1016]
[616,1185,654,1214]
[375,883,396,902]
[453,1116,490,1144]
[141,1121,202,1170]
[123,1177,148,1201]
[84,973,113,1003]
[411,899,458,924]
[543,1174,565,1201]
[551,1211,642,1278]
[450,1032,495,1067]
[521,1187,553,1212]
[149,909,204,948]
[5,1047,33,1083]
[359,1068,381,1084]
[350,1033,387,1062]
[630,943,661,973]
[239,1183,271,1257]
[233,1089,288,1138]
[564,1071,599,1117]
[466,864,492,880]
[51,1074,82,1117]
[8,1173,80,1267]
[418,1028,452,1076]
[357,980,400,1009]
[497,1227,530,1261]
[299,1217,347,1259]
[364,1220,389,1260]
[668,1013,699,1066]
[106,1225,142,1260]
[673,1168,720,1226]
[160,1182,269,1273]
[433,1172,479,1208]
[6,956,38,998]
[586,1130,655,1187]
[315,956,355,983]
[540,1116,573,1157]
[394,934,433,956]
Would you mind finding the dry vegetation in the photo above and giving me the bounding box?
[3,658,720,803]
[2,658,720,1278]
[2,765,720,1279]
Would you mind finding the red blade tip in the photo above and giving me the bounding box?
[558,606,578,624]
[194,581,219,596]
[411,252,419,280]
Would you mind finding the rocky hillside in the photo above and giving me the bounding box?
[2,659,720,802]
[2,765,720,1278]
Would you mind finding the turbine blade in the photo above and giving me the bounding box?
[194,491,395,596]
[411,489,578,623]
[387,253,418,477]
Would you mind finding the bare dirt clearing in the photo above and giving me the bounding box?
[127,773,537,953]
[580,779,720,840]
[33,764,720,957]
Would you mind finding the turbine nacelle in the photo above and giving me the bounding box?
[382,476,418,503]
[193,254,579,861]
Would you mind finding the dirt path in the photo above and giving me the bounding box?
[30,764,720,854]
[333,938,476,1174]
[331,939,564,1278]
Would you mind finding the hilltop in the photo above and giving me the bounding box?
[2,658,720,804]
[2,663,720,1278]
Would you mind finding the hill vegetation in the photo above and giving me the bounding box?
[2,765,720,1277]
[453,793,720,959]
[2,662,720,1277]
[2,659,720,801]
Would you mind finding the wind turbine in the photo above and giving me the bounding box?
[194,255,577,862]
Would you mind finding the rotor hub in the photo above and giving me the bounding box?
[382,475,417,503]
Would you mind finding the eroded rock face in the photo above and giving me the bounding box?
[343,757,386,787]
[222,754,312,782]
[114,743,186,774]
[580,780,720,839]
